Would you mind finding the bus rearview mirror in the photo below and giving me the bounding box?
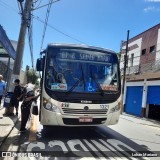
[36,58,43,71]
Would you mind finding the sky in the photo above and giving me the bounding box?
[0,0,160,70]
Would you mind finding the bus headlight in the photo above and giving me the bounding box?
[45,102,57,111]
[115,105,121,111]
[109,107,115,113]
[109,102,121,113]
[46,103,52,110]
[52,105,57,111]
[43,97,58,112]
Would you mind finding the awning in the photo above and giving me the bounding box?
[0,25,16,59]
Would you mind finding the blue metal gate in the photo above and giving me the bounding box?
[125,86,143,117]
[147,86,160,105]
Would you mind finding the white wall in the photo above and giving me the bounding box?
[156,29,160,61]
[120,38,142,69]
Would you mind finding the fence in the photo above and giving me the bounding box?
[121,59,160,75]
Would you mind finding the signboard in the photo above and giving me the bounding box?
[85,82,97,92]
[57,49,112,63]
[0,25,16,59]
[51,83,67,91]
[100,84,118,91]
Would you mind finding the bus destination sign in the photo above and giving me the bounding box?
[58,51,111,62]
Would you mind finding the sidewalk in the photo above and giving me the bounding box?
[121,112,160,128]
[0,106,19,148]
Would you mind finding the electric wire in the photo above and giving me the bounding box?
[0,0,18,13]
[33,15,86,45]
[27,5,34,69]
[33,0,42,9]
[17,0,21,13]
[39,0,54,53]
[28,24,34,69]
[33,0,59,11]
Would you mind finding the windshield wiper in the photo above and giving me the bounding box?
[66,64,85,95]
[81,64,85,90]
[90,65,105,96]
[66,77,83,95]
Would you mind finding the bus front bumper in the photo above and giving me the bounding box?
[40,107,120,126]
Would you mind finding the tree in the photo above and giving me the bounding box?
[27,69,39,85]
[117,52,121,62]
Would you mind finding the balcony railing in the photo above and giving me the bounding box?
[120,59,160,75]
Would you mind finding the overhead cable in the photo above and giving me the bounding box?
[33,15,86,44]
[39,0,54,53]
[27,6,34,69]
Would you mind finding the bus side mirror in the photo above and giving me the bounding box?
[36,58,43,71]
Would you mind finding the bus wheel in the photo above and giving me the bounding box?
[43,125,52,130]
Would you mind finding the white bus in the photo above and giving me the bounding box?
[36,43,121,127]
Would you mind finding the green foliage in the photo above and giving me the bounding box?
[117,52,121,61]
[27,69,39,86]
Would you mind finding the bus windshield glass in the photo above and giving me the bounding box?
[45,48,119,94]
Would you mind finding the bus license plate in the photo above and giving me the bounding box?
[79,117,93,122]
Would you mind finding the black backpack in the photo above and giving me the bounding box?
[19,87,26,102]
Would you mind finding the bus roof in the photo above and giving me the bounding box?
[47,43,116,54]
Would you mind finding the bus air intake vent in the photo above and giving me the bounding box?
[61,108,108,115]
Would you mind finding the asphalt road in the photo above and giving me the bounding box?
[1,113,160,160]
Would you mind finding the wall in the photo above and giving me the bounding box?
[120,38,142,69]
[140,25,159,65]
[156,28,160,61]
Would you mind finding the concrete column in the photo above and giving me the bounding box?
[123,80,127,112]
[146,104,149,118]
[141,79,148,117]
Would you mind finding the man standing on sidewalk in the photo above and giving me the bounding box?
[0,75,6,107]
[8,79,22,116]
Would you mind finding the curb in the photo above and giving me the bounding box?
[121,113,160,128]
[0,115,20,149]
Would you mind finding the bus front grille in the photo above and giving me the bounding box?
[61,108,108,115]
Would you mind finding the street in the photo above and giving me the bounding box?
[0,110,160,160]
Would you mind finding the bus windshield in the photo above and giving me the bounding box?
[45,48,119,94]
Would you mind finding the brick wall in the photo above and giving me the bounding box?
[140,25,159,65]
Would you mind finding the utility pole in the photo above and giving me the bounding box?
[121,30,130,114]
[9,0,32,91]
[13,0,32,76]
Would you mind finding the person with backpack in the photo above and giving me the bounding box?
[8,79,22,116]
[20,83,40,132]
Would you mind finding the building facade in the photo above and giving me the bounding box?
[120,24,160,121]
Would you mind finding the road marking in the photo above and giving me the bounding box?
[29,115,37,142]
[25,138,151,159]
[83,139,113,159]
[27,142,45,151]
[67,139,93,157]
[48,140,68,153]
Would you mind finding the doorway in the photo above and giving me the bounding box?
[148,104,160,121]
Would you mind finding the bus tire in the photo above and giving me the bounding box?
[43,125,53,130]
